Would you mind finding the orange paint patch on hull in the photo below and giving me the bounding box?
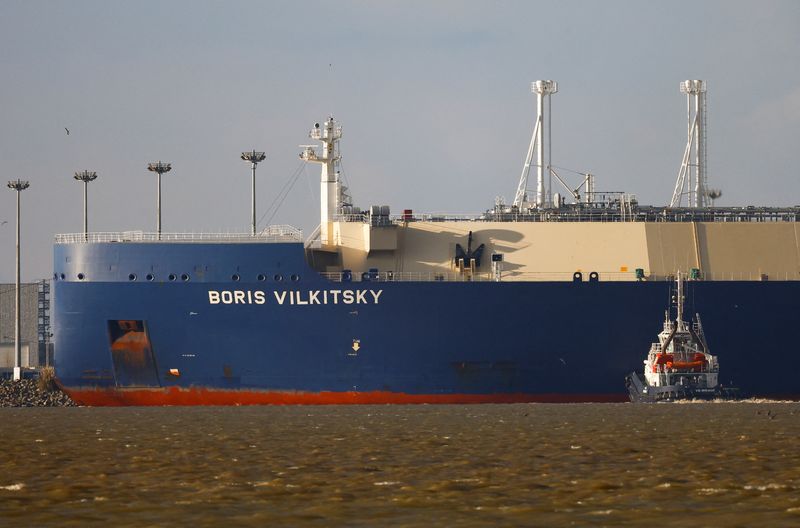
[63,386,628,406]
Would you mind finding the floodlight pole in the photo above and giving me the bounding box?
[74,170,98,241]
[7,179,30,381]
[147,162,172,239]
[241,150,266,236]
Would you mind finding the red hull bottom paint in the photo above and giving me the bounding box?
[63,386,629,406]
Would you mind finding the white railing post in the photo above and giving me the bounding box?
[55,228,304,244]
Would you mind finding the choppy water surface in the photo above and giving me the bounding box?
[1,403,799,527]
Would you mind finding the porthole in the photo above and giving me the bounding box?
[146,274,155,281]
[168,274,177,282]
[257,274,266,282]
[274,274,283,282]
[128,273,137,281]
[231,274,240,282]
[77,273,85,280]
[181,273,190,282]
[290,274,300,282]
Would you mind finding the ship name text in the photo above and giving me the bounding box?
[207,289,383,306]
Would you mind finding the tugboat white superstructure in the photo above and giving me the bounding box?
[626,273,738,402]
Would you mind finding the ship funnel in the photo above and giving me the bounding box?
[670,80,708,208]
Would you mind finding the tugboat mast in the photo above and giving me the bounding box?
[675,270,685,332]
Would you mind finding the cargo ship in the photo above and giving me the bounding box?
[53,80,800,405]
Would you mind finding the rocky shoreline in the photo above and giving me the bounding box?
[0,377,77,407]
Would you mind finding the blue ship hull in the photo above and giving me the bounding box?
[52,242,800,404]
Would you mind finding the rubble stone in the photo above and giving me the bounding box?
[0,378,77,407]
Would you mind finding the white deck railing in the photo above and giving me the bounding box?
[317,270,799,283]
[333,207,800,224]
[55,225,303,244]
[319,271,641,283]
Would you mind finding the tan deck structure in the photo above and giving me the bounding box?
[310,218,800,282]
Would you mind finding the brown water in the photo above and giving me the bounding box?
[1,403,799,527]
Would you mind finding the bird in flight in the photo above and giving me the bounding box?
[65,127,70,135]
[0,220,8,226]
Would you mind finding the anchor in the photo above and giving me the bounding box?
[454,231,486,269]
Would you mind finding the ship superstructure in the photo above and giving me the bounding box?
[303,82,799,286]
[51,80,800,405]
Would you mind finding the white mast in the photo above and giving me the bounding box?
[675,270,685,332]
[584,173,595,204]
[300,117,342,246]
[513,80,558,209]
[670,80,708,208]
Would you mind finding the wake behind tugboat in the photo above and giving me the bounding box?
[626,273,739,403]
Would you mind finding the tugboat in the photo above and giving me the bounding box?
[626,273,739,402]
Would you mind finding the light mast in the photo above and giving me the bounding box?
[7,179,30,381]
[73,170,98,241]
[147,161,172,239]
[240,150,266,236]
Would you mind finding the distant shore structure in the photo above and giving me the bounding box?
[0,281,51,374]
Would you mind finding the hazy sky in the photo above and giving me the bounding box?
[1,0,799,282]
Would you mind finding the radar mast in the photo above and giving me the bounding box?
[300,117,342,246]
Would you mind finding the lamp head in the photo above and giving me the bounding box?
[7,180,30,191]
[74,170,98,182]
[147,161,172,174]
[241,151,266,163]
